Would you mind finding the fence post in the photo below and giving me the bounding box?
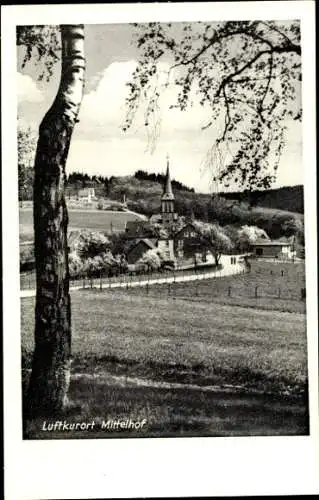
[228,286,231,297]
[100,273,102,291]
[146,283,149,295]
[255,286,258,298]
[168,282,171,295]
[278,287,281,299]
[90,278,93,289]
[83,276,85,289]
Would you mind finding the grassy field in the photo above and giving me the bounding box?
[21,259,308,438]
[121,260,306,313]
[19,208,144,241]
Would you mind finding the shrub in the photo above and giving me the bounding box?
[75,230,110,260]
[138,249,164,272]
[97,199,104,210]
[69,251,84,278]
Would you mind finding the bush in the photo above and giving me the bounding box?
[137,249,164,272]
[20,245,35,272]
[69,251,84,278]
[74,230,110,260]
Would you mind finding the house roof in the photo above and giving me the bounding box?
[140,238,156,249]
[126,238,156,255]
[125,220,154,238]
[173,222,200,238]
[252,238,292,246]
[149,214,162,223]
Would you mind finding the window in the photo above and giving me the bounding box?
[166,240,169,247]
[256,247,263,256]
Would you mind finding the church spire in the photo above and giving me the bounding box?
[163,153,174,200]
[161,154,177,226]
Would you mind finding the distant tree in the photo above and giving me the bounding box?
[18,124,37,201]
[82,251,116,278]
[75,231,110,261]
[138,248,164,272]
[125,21,301,191]
[192,221,233,265]
[68,251,84,278]
[20,245,35,272]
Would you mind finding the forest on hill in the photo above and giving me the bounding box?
[19,167,303,215]
[220,185,304,214]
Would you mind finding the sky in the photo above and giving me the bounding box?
[17,23,303,193]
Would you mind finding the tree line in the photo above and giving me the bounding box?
[134,170,194,192]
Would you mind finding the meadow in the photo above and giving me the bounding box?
[21,259,308,438]
[121,260,307,313]
[19,207,144,241]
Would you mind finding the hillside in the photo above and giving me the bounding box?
[104,175,304,242]
[220,185,304,214]
[19,169,304,243]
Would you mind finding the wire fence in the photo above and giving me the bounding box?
[19,262,306,305]
[20,263,243,292]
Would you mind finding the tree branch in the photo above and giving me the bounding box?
[216,44,300,98]
[259,21,297,47]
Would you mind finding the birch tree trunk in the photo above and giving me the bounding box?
[26,25,85,416]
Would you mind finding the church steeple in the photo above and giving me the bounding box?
[161,154,177,226]
[163,154,174,200]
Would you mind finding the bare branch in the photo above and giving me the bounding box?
[259,21,296,47]
[216,44,300,97]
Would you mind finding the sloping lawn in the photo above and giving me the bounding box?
[21,289,307,395]
[21,289,308,438]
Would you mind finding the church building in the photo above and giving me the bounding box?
[160,155,178,227]
[125,155,202,266]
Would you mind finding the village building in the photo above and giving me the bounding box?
[173,222,206,261]
[250,237,296,259]
[126,238,157,264]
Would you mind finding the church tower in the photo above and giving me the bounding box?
[161,154,177,226]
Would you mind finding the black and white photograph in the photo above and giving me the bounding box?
[2,1,318,499]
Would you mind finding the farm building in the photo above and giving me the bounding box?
[174,222,207,260]
[126,239,156,264]
[77,187,95,201]
[125,220,155,239]
[126,237,174,264]
[157,238,175,261]
[251,238,296,259]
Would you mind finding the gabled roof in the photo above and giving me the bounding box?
[252,238,292,246]
[149,214,162,223]
[173,222,201,239]
[125,220,154,238]
[140,238,157,249]
[126,238,156,255]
